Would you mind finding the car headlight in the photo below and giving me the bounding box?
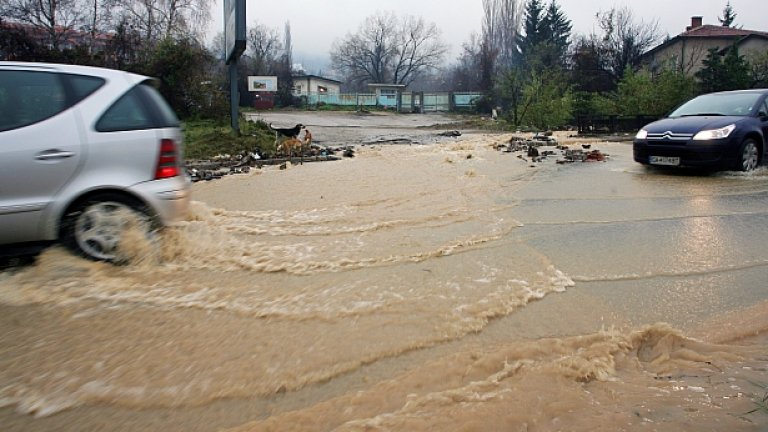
[635,129,648,139]
[693,124,736,140]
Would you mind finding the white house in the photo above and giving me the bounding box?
[291,75,342,96]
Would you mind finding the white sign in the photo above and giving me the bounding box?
[248,76,278,92]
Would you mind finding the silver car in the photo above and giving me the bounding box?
[0,62,190,262]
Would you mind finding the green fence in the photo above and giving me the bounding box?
[300,91,482,113]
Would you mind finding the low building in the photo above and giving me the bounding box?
[291,75,342,97]
[640,16,768,76]
[367,83,407,110]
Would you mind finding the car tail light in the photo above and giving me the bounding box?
[155,139,180,179]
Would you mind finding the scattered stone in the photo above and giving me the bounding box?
[499,134,609,167]
[532,132,558,146]
[186,146,342,182]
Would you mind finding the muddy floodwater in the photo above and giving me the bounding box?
[2,112,768,431]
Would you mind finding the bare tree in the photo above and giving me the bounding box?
[450,33,483,91]
[106,0,210,44]
[1,0,87,50]
[161,0,210,40]
[596,6,661,82]
[390,15,446,84]
[247,22,281,75]
[331,11,447,86]
[482,0,524,69]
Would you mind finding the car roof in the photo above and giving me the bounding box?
[706,88,768,96]
[0,61,149,83]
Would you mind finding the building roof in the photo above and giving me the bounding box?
[291,74,342,84]
[643,23,768,58]
[367,83,407,88]
[681,24,768,38]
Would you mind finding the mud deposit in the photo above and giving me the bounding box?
[2,118,767,431]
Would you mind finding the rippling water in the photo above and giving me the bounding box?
[1,135,767,431]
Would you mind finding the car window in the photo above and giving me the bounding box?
[95,85,155,132]
[0,70,67,132]
[140,83,180,127]
[95,82,179,132]
[65,74,105,103]
[760,99,768,118]
[669,92,762,117]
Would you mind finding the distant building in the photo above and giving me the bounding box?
[640,16,768,76]
[291,75,342,96]
[367,83,407,110]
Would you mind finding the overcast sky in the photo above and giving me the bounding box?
[209,0,768,72]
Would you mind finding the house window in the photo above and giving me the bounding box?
[294,84,302,94]
[318,86,327,93]
[381,89,397,100]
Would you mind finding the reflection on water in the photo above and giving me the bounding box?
[1,137,767,431]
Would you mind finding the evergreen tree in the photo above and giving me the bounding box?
[696,48,724,93]
[542,0,571,59]
[516,0,546,62]
[517,0,571,71]
[719,1,737,27]
[696,46,749,92]
[721,45,750,89]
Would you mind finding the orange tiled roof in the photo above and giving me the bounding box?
[682,24,768,38]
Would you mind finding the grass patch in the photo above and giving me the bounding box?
[182,117,277,160]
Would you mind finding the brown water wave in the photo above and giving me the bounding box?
[0,206,573,418]
[225,323,767,432]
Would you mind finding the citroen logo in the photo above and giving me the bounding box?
[661,131,674,140]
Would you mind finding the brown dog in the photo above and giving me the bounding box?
[277,128,313,158]
[278,137,303,157]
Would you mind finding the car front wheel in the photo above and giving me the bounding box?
[737,139,760,172]
[61,194,157,262]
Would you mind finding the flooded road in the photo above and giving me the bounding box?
[1,116,767,431]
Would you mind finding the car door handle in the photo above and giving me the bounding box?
[35,149,76,160]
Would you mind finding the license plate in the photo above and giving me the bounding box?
[649,156,680,166]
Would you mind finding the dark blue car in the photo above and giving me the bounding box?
[633,89,768,171]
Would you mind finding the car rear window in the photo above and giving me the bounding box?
[95,82,179,132]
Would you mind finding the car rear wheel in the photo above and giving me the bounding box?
[61,194,157,262]
[737,139,760,172]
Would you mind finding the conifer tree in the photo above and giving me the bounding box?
[516,0,546,62]
[541,0,572,66]
[696,46,749,92]
[719,1,737,27]
[516,0,571,71]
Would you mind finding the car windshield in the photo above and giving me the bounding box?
[668,92,762,117]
